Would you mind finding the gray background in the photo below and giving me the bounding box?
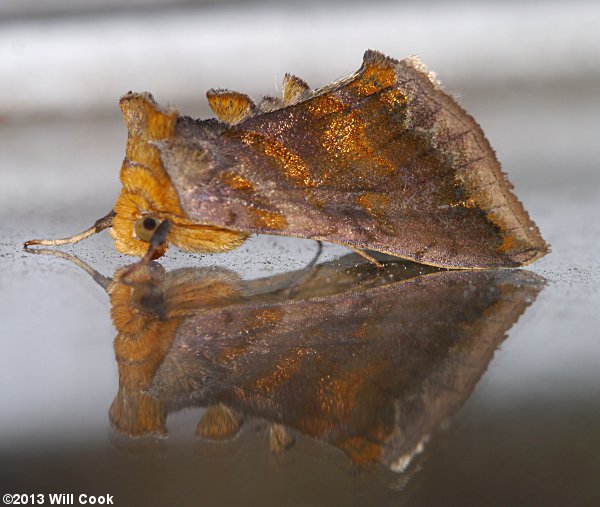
[1,1,599,506]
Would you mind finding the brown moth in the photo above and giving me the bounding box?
[26,50,549,269]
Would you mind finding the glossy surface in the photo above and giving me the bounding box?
[104,256,544,464]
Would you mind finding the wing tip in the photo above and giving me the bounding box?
[400,55,442,88]
[362,49,398,68]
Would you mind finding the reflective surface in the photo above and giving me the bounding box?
[103,256,543,466]
[1,247,550,504]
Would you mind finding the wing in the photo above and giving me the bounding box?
[158,50,549,268]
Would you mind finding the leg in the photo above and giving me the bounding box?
[120,219,171,283]
[347,246,383,269]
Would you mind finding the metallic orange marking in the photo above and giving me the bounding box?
[322,109,396,174]
[356,192,390,219]
[255,348,316,392]
[249,308,282,325]
[306,93,346,119]
[318,376,354,417]
[220,171,254,192]
[450,198,477,209]
[349,63,397,97]
[498,234,517,253]
[248,206,287,230]
[377,87,408,110]
[241,131,317,187]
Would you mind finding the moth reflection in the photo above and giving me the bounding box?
[52,252,544,472]
[103,254,546,471]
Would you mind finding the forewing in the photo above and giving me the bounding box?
[159,51,548,268]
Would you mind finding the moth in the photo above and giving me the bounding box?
[26,50,549,269]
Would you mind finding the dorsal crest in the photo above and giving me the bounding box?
[206,89,255,125]
[282,73,310,105]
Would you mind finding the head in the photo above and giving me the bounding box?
[110,93,247,259]
[25,93,247,264]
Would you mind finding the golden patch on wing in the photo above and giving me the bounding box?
[247,206,288,230]
[377,87,409,110]
[356,192,390,219]
[247,307,284,328]
[207,89,255,125]
[220,171,255,192]
[497,233,517,253]
[255,348,316,392]
[305,93,347,119]
[241,131,318,187]
[349,50,398,97]
[321,109,396,175]
[449,198,477,209]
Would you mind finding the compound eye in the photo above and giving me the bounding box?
[131,281,166,317]
[134,216,161,242]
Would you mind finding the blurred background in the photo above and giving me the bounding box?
[2,0,599,224]
[1,2,600,506]
[2,0,599,120]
